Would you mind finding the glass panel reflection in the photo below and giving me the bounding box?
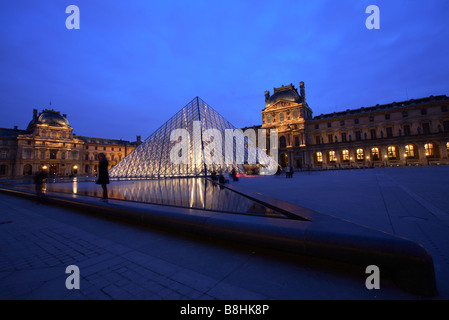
[36,178,288,218]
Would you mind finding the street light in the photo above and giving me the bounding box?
[384,154,388,167]
[404,153,408,166]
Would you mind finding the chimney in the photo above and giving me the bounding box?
[63,114,67,119]
[33,109,38,121]
[137,135,141,142]
[299,81,306,102]
[14,125,18,130]
[264,90,270,102]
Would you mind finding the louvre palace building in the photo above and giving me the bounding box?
[0,108,140,178]
[261,82,449,169]
[1,84,449,178]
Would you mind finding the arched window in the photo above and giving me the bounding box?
[371,147,380,161]
[328,150,336,162]
[23,164,32,176]
[316,152,323,163]
[387,146,397,159]
[356,148,365,160]
[424,143,434,157]
[405,144,415,158]
[342,149,350,161]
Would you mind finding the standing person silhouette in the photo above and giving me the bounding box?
[96,153,109,200]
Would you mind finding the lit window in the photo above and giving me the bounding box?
[356,148,365,160]
[329,151,336,162]
[405,144,415,158]
[387,146,397,159]
[371,147,380,160]
[342,149,349,161]
[316,152,323,163]
[425,143,434,157]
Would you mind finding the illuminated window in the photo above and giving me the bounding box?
[329,151,336,162]
[425,143,434,157]
[356,148,365,160]
[371,147,380,161]
[447,142,449,155]
[342,149,349,161]
[316,152,323,163]
[387,146,397,159]
[405,144,415,158]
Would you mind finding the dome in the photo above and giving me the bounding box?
[264,84,302,109]
[27,109,70,129]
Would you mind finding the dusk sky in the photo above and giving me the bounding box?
[1,0,448,141]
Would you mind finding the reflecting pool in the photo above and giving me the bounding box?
[17,178,289,218]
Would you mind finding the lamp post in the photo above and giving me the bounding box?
[384,155,388,167]
[404,153,408,166]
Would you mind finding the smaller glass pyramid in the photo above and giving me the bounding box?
[109,97,277,179]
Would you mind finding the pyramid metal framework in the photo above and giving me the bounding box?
[109,97,277,179]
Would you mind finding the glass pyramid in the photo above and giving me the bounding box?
[109,97,277,179]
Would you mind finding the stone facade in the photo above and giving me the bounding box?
[261,83,449,169]
[0,109,140,178]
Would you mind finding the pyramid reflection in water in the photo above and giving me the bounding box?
[109,97,277,179]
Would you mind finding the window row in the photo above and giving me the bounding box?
[37,130,71,139]
[85,145,123,151]
[314,142,449,164]
[84,153,122,162]
[314,106,449,129]
[314,120,449,145]
[22,149,79,160]
[265,110,300,124]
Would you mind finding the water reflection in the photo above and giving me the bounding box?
[39,178,287,218]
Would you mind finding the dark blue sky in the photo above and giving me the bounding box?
[1,0,448,141]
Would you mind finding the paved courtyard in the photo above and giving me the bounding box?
[0,166,448,300]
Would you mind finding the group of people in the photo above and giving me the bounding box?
[285,165,294,178]
[275,165,295,178]
[210,168,238,184]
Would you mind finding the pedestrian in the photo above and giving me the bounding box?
[96,153,109,200]
[223,169,230,183]
[231,168,238,181]
[285,165,291,178]
[34,168,47,203]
